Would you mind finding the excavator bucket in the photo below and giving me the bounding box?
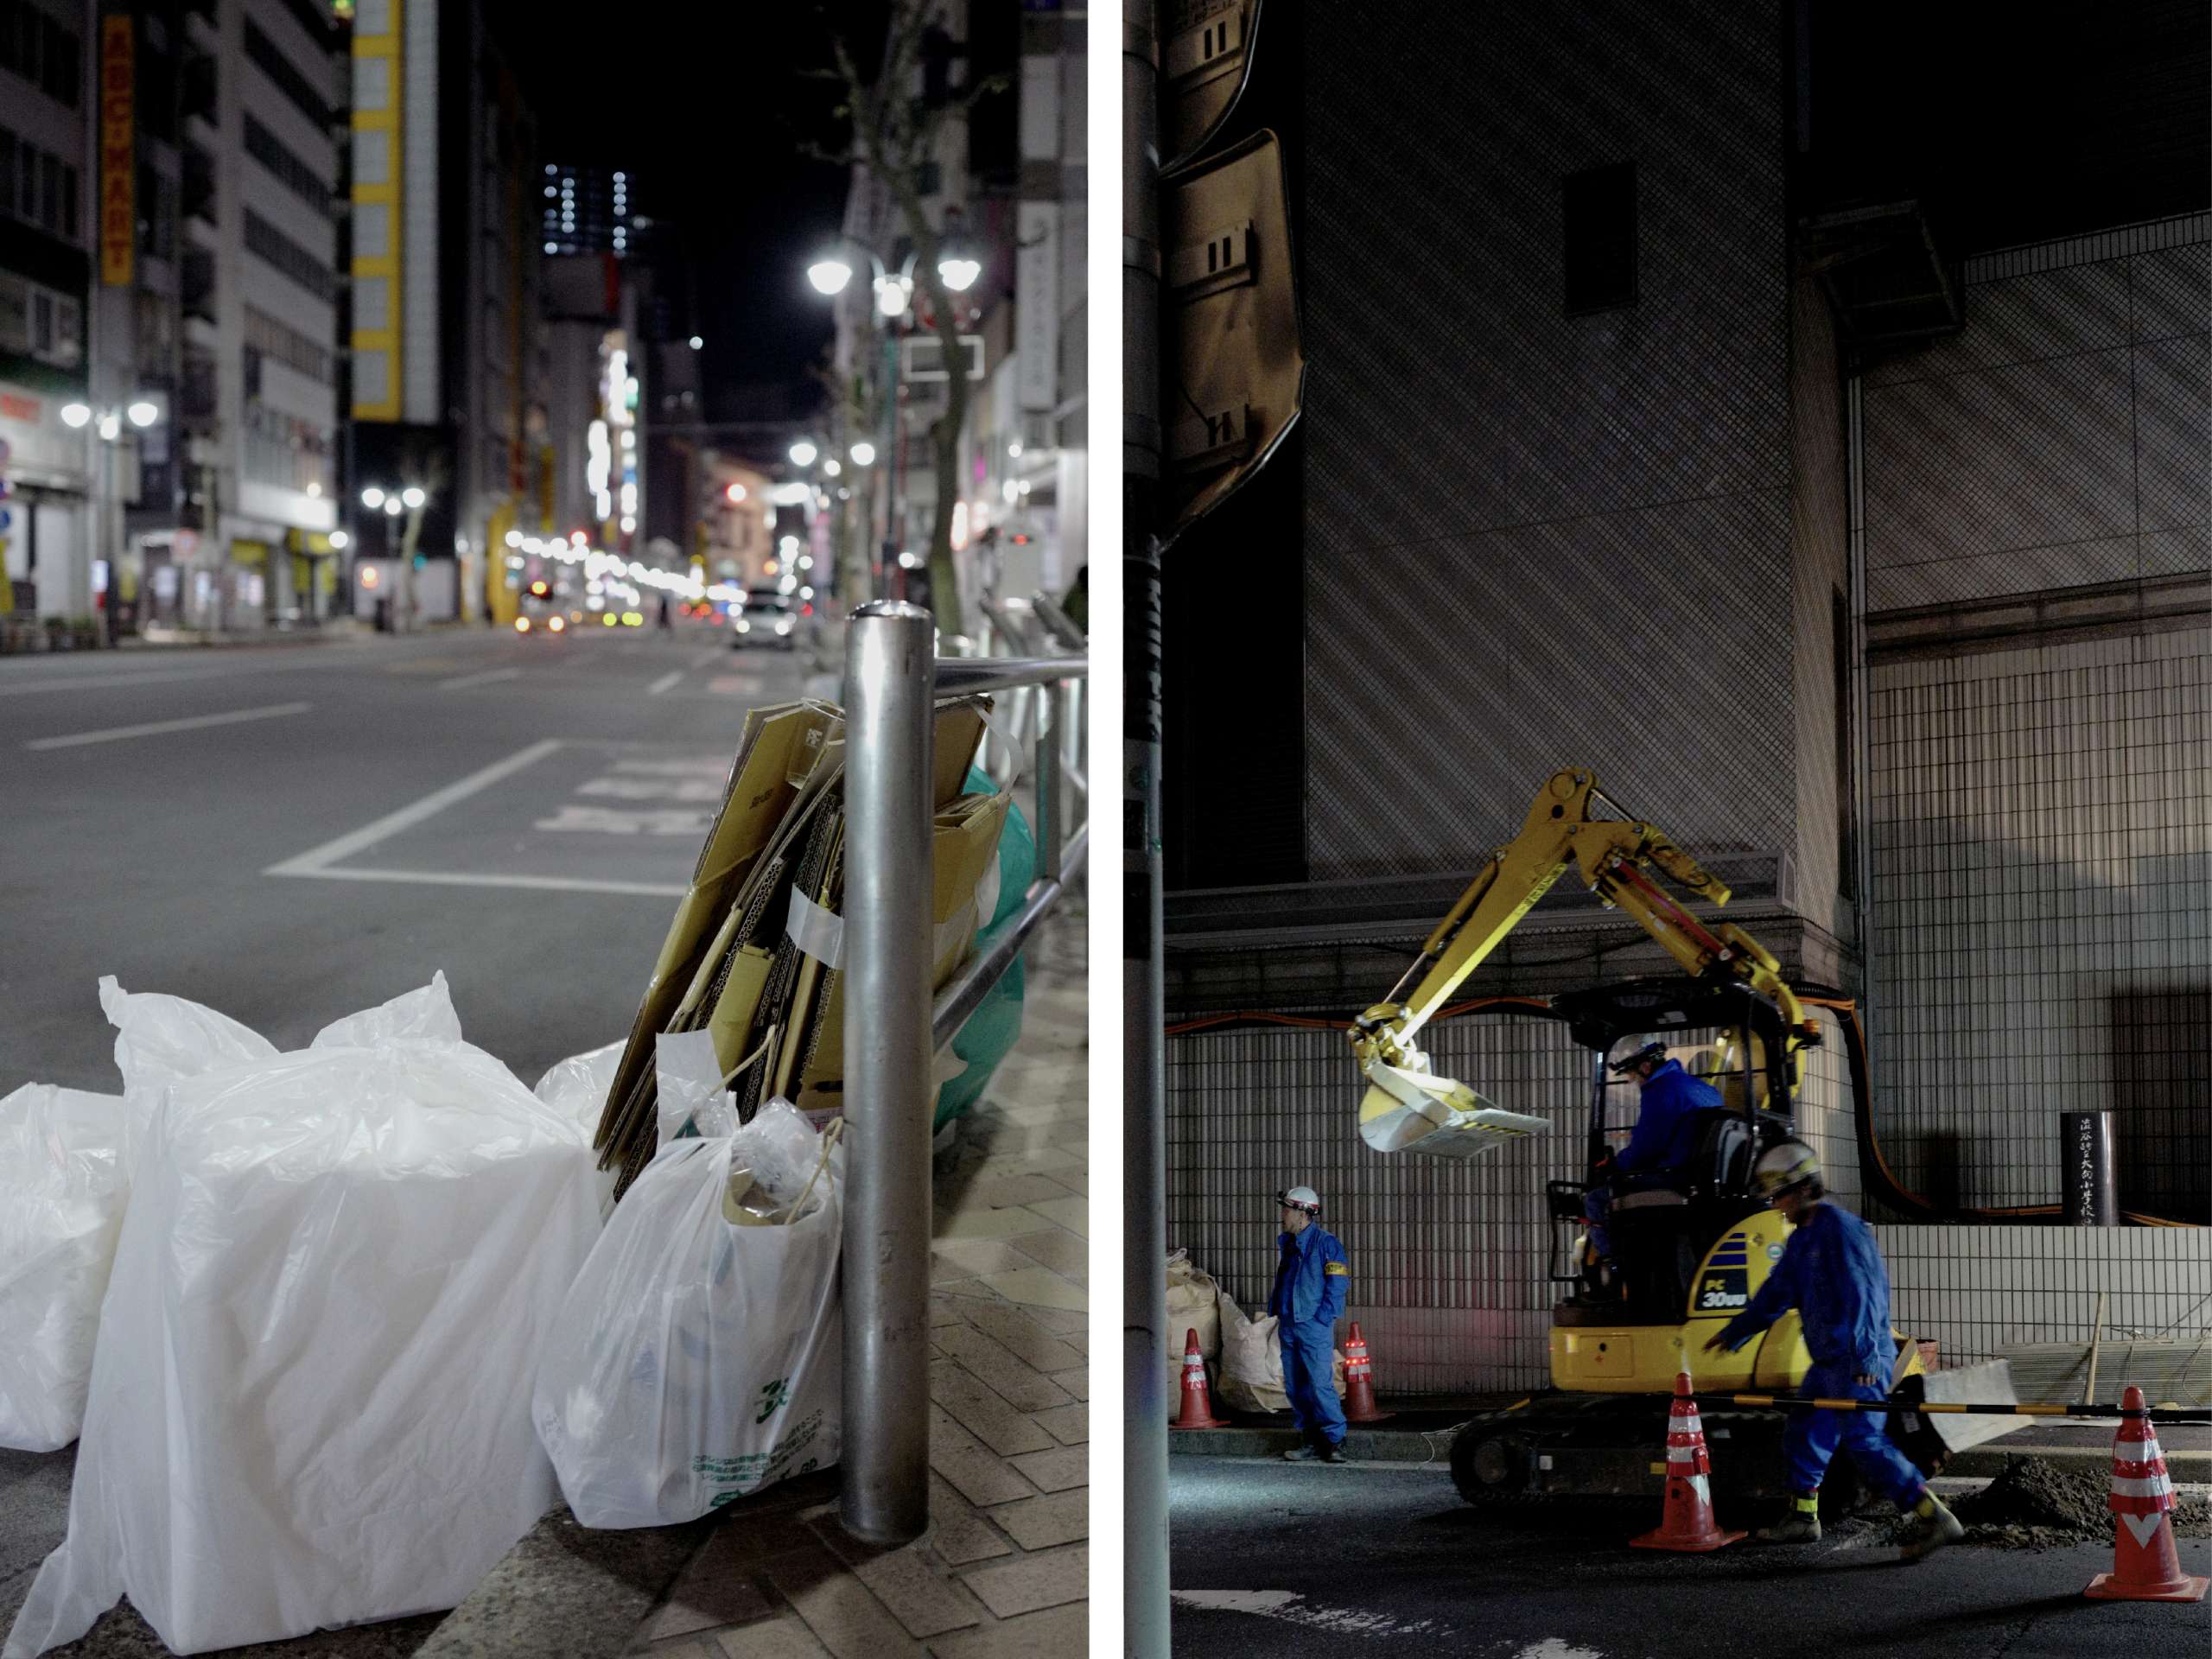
[1357,1058,1549,1160]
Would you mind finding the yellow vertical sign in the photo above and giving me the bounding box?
[99,16,134,288]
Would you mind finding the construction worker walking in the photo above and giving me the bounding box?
[1702,1141,1965,1558]
[1270,1186,1350,1464]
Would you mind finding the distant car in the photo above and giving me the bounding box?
[731,595,798,650]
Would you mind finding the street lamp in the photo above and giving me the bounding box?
[849,441,876,467]
[61,396,166,642]
[361,486,385,509]
[790,440,817,467]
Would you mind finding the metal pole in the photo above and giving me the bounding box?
[882,321,900,600]
[840,600,938,1547]
[1123,0,1169,1650]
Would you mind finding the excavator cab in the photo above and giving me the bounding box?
[1545,976,1806,1323]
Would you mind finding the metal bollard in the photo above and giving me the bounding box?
[840,601,938,1546]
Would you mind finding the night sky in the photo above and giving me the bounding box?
[486,1,893,415]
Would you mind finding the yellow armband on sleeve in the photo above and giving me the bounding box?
[1324,1262,1349,1276]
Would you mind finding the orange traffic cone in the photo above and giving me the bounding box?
[1630,1373,1745,1552]
[1170,1327,1227,1430]
[2085,1386,2208,1602]
[1342,1323,1394,1424]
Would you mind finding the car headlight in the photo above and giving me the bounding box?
[735,619,750,632]
[775,617,793,635]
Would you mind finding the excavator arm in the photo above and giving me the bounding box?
[1351,768,1814,1158]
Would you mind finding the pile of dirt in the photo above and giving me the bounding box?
[1882,1454,2212,1551]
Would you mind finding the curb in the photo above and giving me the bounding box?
[1166,1425,2212,1479]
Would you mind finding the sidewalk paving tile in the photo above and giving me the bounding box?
[975,1267,1087,1313]
[926,1476,1018,1566]
[934,1326,1081,1414]
[711,1616,834,1658]
[764,1544,929,1659]
[920,1603,1087,1659]
[927,1402,1040,1506]
[1007,1446,1088,1493]
[1033,1404,1089,1446]
[1004,1229,1085,1278]
[987,1488,1088,1552]
[961,1301,1084,1375]
[959,1544,1090,1620]
[931,1359,1058,1455]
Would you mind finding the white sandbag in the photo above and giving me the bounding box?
[533,1099,842,1529]
[3,1007,601,1659]
[1166,1249,1224,1361]
[0,1086,128,1452]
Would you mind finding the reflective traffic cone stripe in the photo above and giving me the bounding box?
[1342,1321,1393,1424]
[1170,1326,1228,1431]
[1630,1372,1744,1554]
[2085,1386,2207,1603]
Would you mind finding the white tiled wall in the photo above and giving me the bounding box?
[1866,628,2212,1217]
[1879,1223,2211,1364]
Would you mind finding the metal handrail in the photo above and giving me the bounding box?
[840,601,1089,1547]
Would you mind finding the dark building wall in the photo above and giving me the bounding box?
[1298,2,1797,884]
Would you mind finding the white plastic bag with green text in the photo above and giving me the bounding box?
[532,1099,842,1528]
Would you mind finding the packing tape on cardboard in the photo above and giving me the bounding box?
[785,888,984,973]
[785,888,846,970]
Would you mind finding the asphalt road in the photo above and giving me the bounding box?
[0,620,817,1095]
[1,618,817,1650]
[1171,1459,2212,1659]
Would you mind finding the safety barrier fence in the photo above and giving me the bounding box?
[839,599,1090,1545]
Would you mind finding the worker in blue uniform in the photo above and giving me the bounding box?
[1582,1039,1721,1275]
[1269,1185,1350,1464]
[1703,1141,1965,1558]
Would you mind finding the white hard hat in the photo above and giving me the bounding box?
[1277,1185,1321,1215]
[1752,1140,1821,1198]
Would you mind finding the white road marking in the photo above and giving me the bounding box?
[613,757,728,776]
[646,669,684,696]
[28,701,313,750]
[534,804,714,836]
[1167,1590,1455,1638]
[576,776,726,802]
[263,866,684,897]
[0,651,378,696]
[265,739,562,876]
[440,666,524,690]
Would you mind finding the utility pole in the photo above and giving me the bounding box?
[1122,2,1168,1655]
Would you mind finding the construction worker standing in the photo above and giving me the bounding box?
[1702,1141,1965,1558]
[1269,1186,1349,1464]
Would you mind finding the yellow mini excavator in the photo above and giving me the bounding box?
[1349,769,2018,1514]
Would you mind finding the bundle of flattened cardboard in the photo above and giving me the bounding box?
[594,696,1008,1197]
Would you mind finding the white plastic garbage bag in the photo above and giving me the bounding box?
[0,1085,128,1452]
[533,1098,842,1529]
[98,975,276,1163]
[3,982,602,1659]
[534,1039,626,1132]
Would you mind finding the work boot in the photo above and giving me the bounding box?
[1281,1443,1320,1462]
[1317,1441,1349,1465]
[1897,1491,1965,1561]
[1753,1508,1822,1545]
